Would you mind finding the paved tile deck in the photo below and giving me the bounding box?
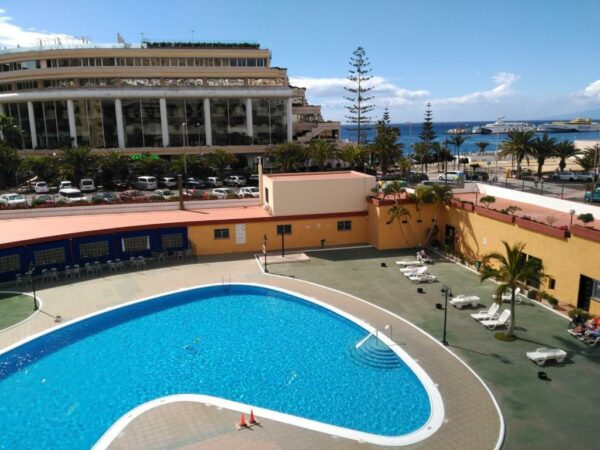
[0,254,501,450]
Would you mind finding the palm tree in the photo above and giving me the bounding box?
[21,156,60,185]
[207,149,238,181]
[99,151,129,188]
[307,139,337,171]
[575,144,600,172]
[449,134,466,170]
[475,141,490,154]
[408,184,431,220]
[266,143,306,173]
[499,131,536,178]
[59,147,97,184]
[480,241,544,338]
[0,142,20,189]
[532,134,557,180]
[384,181,410,225]
[426,184,453,243]
[413,142,431,173]
[554,140,576,172]
[338,144,367,171]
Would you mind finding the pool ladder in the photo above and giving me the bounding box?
[355,324,391,349]
[222,276,231,293]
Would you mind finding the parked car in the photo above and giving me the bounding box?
[119,190,146,201]
[584,187,600,203]
[92,192,120,203]
[465,171,490,181]
[248,174,260,185]
[404,172,429,183]
[182,189,208,200]
[225,175,247,187]
[159,177,177,188]
[0,193,27,207]
[205,176,223,187]
[552,172,593,182]
[32,194,54,205]
[58,188,87,204]
[238,186,259,198]
[185,177,204,189]
[134,176,158,190]
[59,180,73,190]
[437,171,464,182]
[33,181,49,194]
[79,178,96,192]
[211,187,236,199]
[154,189,178,200]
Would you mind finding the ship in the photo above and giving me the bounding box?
[479,119,536,134]
[537,118,600,133]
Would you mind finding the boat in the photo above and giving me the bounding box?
[472,126,492,134]
[480,119,536,134]
[537,118,600,133]
[447,128,469,135]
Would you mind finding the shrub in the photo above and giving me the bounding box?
[226,192,239,199]
[577,213,595,227]
[91,197,105,205]
[527,289,538,300]
[480,195,496,208]
[567,308,592,321]
[505,205,521,215]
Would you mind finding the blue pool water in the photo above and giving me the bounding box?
[0,285,432,449]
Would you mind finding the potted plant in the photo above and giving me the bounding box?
[480,195,496,209]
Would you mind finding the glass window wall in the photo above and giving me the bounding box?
[121,99,143,147]
[166,99,205,147]
[141,99,162,147]
[32,101,70,149]
[3,103,32,149]
[210,99,250,146]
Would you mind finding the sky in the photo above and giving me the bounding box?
[1,0,600,123]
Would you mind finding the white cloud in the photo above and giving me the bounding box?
[0,12,74,48]
[571,79,600,101]
[289,75,429,110]
[431,72,519,106]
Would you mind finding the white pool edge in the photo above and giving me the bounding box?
[254,254,506,450]
[0,282,444,448]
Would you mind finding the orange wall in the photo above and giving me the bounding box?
[188,215,369,255]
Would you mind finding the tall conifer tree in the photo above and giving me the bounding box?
[418,103,437,170]
[345,47,375,145]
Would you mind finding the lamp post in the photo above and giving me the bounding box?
[279,228,286,257]
[440,285,452,346]
[262,233,268,272]
[495,116,504,183]
[181,123,189,194]
[29,262,38,311]
[569,209,576,226]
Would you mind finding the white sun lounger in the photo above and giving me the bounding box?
[409,273,437,283]
[470,303,500,321]
[498,287,522,304]
[480,309,511,330]
[396,260,423,267]
[449,295,480,309]
[526,348,567,366]
[400,266,428,275]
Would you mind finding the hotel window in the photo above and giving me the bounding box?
[166,99,205,146]
[43,79,75,88]
[161,233,184,250]
[337,221,352,231]
[210,98,250,146]
[15,81,36,91]
[0,83,12,92]
[214,228,230,240]
[3,102,32,149]
[32,101,70,149]
[79,241,110,259]
[593,280,600,299]
[34,247,66,266]
[0,254,20,273]
[276,224,292,235]
[121,236,150,253]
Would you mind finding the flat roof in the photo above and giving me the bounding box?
[264,171,374,182]
[0,205,367,249]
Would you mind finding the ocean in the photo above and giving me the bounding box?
[340,121,600,155]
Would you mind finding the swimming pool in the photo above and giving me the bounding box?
[0,284,443,448]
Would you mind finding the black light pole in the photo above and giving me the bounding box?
[280,230,285,257]
[440,285,451,346]
[263,233,268,272]
[29,262,38,311]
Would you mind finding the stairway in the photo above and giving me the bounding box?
[349,335,401,369]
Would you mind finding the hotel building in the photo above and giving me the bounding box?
[0,40,339,156]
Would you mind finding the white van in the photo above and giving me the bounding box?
[59,180,73,190]
[34,181,49,194]
[58,188,88,204]
[136,176,158,190]
[79,178,96,192]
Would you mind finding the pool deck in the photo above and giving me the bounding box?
[0,253,501,450]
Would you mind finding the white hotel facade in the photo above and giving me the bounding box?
[0,41,339,156]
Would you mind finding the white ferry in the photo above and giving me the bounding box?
[537,118,600,133]
[479,119,536,134]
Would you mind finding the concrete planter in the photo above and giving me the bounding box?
[474,205,515,224]
[570,224,600,243]
[514,217,570,240]
[462,202,475,212]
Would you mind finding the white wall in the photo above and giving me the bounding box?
[477,183,600,216]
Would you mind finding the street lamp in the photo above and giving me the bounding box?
[28,262,38,311]
[439,285,452,346]
[262,233,268,272]
[181,123,188,194]
[278,227,286,257]
[569,209,576,226]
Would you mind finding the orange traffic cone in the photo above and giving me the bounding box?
[237,413,248,430]
[249,409,259,425]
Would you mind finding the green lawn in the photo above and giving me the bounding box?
[0,292,35,330]
[273,248,600,450]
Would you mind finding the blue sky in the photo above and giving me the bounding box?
[1,0,600,122]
